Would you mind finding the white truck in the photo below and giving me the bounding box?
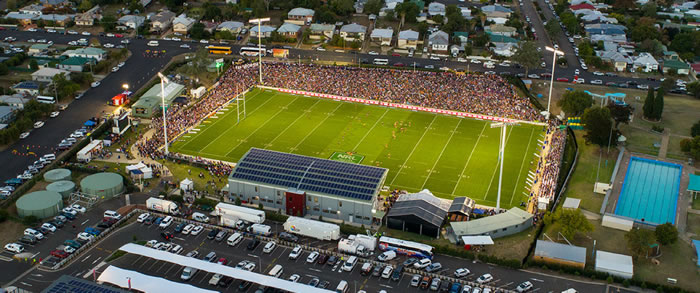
[247,224,272,236]
[214,202,265,224]
[146,197,180,215]
[283,216,340,241]
[338,234,376,257]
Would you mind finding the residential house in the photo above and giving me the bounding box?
[428,2,446,16]
[151,10,176,31]
[597,51,631,71]
[489,34,519,57]
[632,53,659,73]
[485,24,517,37]
[39,14,73,26]
[340,23,367,42]
[217,21,245,34]
[482,5,513,18]
[370,28,393,46]
[662,59,690,75]
[460,7,472,19]
[249,25,275,38]
[309,24,335,40]
[569,3,595,12]
[287,8,315,25]
[11,82,40,96]
[140,0,152,7]
[58,57,95,72]
[19,4,44,16]
[4,12,39,25]
[225,0,238,3]
[0,94,31,110]
[0,106,15,124]
[385,0,404,10]
[63,47,107,61]
[28,44,52,55]
[590,34,627,43]
[31,67,70,83]
[201,21,218,34]
[118,15,145,30]
[354,0,367,13]
[277,23,301,39]
[173,14,196,34]
[428,30,449,54]
[484,11,510,24]
[453,32,469,44]
[39,0,70,6]
[398,29,419,49]
[75,5,101,26]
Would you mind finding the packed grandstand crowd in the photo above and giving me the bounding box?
[532,121,566,202]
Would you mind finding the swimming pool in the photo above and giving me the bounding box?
[614,157,681,225]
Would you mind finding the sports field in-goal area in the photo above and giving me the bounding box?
[171,88,544,208]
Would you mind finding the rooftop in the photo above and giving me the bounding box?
[534,240,587,264]
[450,207,532,236]
[387,189,450,228]
[340,23,367,34]
[370,28,393,39]
[399,29,419,40]
[288,7,315,17]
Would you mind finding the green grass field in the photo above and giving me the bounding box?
[171,88,544,208]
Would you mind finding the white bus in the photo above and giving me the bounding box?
[378,236,434,259]
[373,58,389,65]
[240,47,266,57]
[37,96,56,104]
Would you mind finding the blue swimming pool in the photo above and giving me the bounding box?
[615,157,681,225]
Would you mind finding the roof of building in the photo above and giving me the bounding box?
[30,44,51,50]
[12,81,39,90]
[39,14,73,22]
[5,12,39,20]
[20,4,43,12]
[663,59,690,69]
[450,207,533,236]
[595,250,633,274]
[689,174,700,191]
[488,33,519,43]
[633,53,658,65]
[535,240,587,264]
[570,3,596,10]
[60,56,94,66]
[173,14,195,27]
[288,7,315,17]
[64,47,107,56]
[151,10,176,23]
[597,51,631,63]
[118,15,145,24]
[217,21,244,31]
[310,23,334,32]
[693,239,700,267]
[97,266,215,293]
[448,196,475,215]
[399,29,419,40]
[250,25,276,34]
[481,5,513,13]
[0,106,13,117]
[486,24,517,33]
[230,148,388,201]
[341,23,367,34]
[138,81,185,105]
[43,275,129,293]
[0,94,30,104]
[31,67,69,77]
[277,23,301,33]
[453,31,469,38]
[429,30,449,45]
[387,189,450,228]
[428,2,446,11]
[370,28,393,39]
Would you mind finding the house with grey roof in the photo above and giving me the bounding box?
[19,4,44,16]
[4,12,39,25]
[76,5,101,26]
[118,15,145,29]
[632,53,659,73]
[0,94,31,110]
[428,2,446,16]
[150,10,176,31]
[250,25,276,38]
[597,50,631,71]
[370,28,393,46]
[287,7,315,25]
[0,106,15,125]
[11,82,40,96]
[485,24,517,37]
[277,23,301,39]
[218,21,245,34]
[173,14,196,33]
[398,29,419,49]
[340,23,367,42]
[428,30,449,53]
[31,68,70,83]
[310,23,335,40]
[534,240,587,269]
[63,47,107,61]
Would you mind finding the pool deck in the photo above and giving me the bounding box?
[606,150,693,232]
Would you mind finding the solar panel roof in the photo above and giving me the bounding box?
[230,148,388,201]
[42,275,128,293]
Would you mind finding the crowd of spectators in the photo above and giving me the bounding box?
[532,121,566,205]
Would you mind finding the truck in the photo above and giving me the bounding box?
[247,224,272,236]
[272,49,289,58]
[214,202,265,224]
[283,216,340,241]
[146,197,180,215]
[337,234,376,257]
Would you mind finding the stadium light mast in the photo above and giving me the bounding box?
[545,46,565,119]
[490,121,518,210]
[157,72,170,155]
[249,18,270,85]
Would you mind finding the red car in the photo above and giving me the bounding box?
[394,63,405,67]
[114,34,123,38]
[391,53,400,57]
[556,77,569,82]
[51,250,68,258]
[217,257,227,265]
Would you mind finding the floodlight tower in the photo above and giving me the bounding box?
[157,72,170,155]
[490,121,519,210]
[249,18,271,84]
[545,46,565,119]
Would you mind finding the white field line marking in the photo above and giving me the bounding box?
[352,108,390,151]
[266,100,321,146]
[451,123,488,196]
[292,103,345,150]
[389,115,437,185]
[509,128,535,206]
[421,119,462,189]
[223,96,300,157]
[482,126,514,200]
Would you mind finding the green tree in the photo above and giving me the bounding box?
[78,0,93,12]
[654,223,678,245]
[0,63,8,75]
[545,20,561,37]
[652,88,664,120]
[101,15,117,32]
[691,120,700,137]
[582,106,617,146]
[363,0,383,15]
[545,208,594,240]
[433,15,445,24]
[688,81,700,100]
[29,59,38,70]
[329,0,355,16]
[558,90,593,116]
[164,0,186,11]
[203,2,223,21]
[642,87,655,119]
[577,42,594,58]
[607,102,631,127]
[512,41,541,75]
[642,3,657,17]
[685,136,700,159]
[189,22,208,40]
[625,228,656,259]
[395,2,421,24]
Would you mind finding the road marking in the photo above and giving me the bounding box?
[81,255,91,262]
[309,268,322,273]
[81,219,89,225]
[379,284,393,289]
[530,278,544,282]
[31,274,42,277]
[31,252,40,258]
[389,115,437,185]
[421,119,462,189]
[510,128,535,206]
[451,123,487,195]
[175,237,185,241]
[20,282,32,287]
[91,257,101,264]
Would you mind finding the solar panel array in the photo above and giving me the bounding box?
[43,276,127,293]
[230,148,387,201]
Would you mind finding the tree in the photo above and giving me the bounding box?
[655,223,678,245]
[625,228,656,259]
[203,2,223,21]
[7,0,16,10]
[432,15,444,24]
[29,59,38,70]
[682,136,700,160]
[78,0,93,12]
[395,2,421,24]
[189,22,208,40]
[652,88,664,120]
[613,0,637,10]
[558,90,593,116]
[692,120,700,137]
[545,20,561,37]
[685,81,700,100]
[545,208,593,240]
[577,42,594,58]
[101,15,117,32]
[642,87,655,119]
[0,63,7,75]
[363,0,383,15]
[582,106,617,146]
[329,0,354,16]
[642,3,657,17]
[164,0,186,11]
[512,41,541,75]
[607,102,631,127]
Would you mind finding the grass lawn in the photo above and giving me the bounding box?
[561,132,617,213]
[634,240,699,292]
[170,88,544,208]
[162,161,227,192]
[688,213,700,236]
[693,197,700,210]
[619,124,661,156]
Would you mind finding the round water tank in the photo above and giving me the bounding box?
[43,168,71,182]
[16,190,63,218]
[80,172,124,199]
[46,180,76,198]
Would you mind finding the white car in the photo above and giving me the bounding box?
[111,66,119,72]
[454,268,470,277]
[41,223,57,232]
[145,240,158,247]
[263,241,276,253]
[33,121,44,128]
[574,78,585,84]
[180,44,190,49]
[580,63,588,70]
[103,43,114,48]
[91,81,100,88]
[191,225,204,236]
[593,71,604,76]
[81,31,91,36]
[121,39,130,44]
[63,246,76,254]
[199,39,209,44]
[430,55,441,60]
[289,245,302,259]
[457,57,467,63]
[68,30,78,35]
[20,132,30,139]
[516,281,533,292]
[71,204,86,213]
[591,79,603,85]
[117,62,126,67]
[574,69,580,75]
[527,74,540,79]
[476,273,493,284]
[368,51,379,55]
[77,232,95,242]
[315,46,326,51]
[27,28,38,32]
[70,132,84,138]
[159,216,173,229]
[306,251,319,263]
[4,243,24,254]
[244,262,256,271]
[209,273,223,286]
[106,33,115,37]
[288,274,300,282]
[47,29,57,33]
[50,111,59,118]
[61,207,78,216]
[181,224,194,235]
[172,37,181,41]
[170,244,184,254]
[470,59,481,64]
[137,213,150,223]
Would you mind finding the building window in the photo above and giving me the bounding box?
[308,197,311,202]
[255,186,259,192]
[338,201,342,207]
[276,200,281,205]
[306,206,310,210]
[502,228,507,231]
[313,207,319,211]
[314,197,318,203]
[363,216,370,220]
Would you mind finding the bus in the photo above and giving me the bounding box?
[207,45,232,55]
[240,47,266,57]
[372,58,389,65]
[378,236,434,259]
[37,96,56,104]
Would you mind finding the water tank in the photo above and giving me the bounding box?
[80,172,124,199]
[43,168,71,182]
[16,190,63,218]
[46,180,76,198]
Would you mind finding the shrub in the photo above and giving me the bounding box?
[22,215,39,226]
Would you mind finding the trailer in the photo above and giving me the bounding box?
[348,234,377,251]
[283,216,340,241]
[214,202,265,224]
[146,197,180,215]
[247,224,272,236]
[338,238,372,257]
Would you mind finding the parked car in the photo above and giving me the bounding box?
[477,273,493,284]
[289,245,302,259]
[516,281,533,292]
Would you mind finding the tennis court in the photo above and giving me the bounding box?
[615,157,681,225]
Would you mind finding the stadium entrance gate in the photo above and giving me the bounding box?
[285,190,306,217]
